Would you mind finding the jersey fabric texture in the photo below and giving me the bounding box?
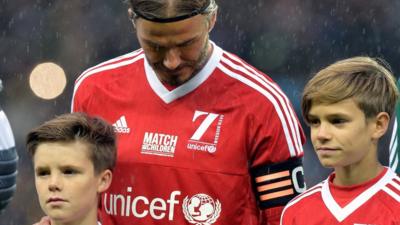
[0,108,18,213]
[281,167,400,225]
[72,42,305,225]
[389,79,400,174]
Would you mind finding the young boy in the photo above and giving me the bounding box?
[26,113,116,225]
[280,57,400,224]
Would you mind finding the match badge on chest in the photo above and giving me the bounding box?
[187,110,224,154]
[141,132,178,157]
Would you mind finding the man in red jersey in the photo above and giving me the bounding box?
[280,57,400,224]
[68,1,305,225]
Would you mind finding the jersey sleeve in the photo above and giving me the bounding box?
[0,108,18,213]
[71,74,94,113]
[262,206,284,225]
[249,98,305,165]
[71,80,84,113]
[247,88,306,223]
[71,67,120,115]
[279,205,294,225]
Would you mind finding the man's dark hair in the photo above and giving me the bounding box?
[26,113,117,174]
[127,0,218,23]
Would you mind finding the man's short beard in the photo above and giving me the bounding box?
[152,38,211,86]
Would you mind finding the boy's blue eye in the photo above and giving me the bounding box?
[63,168,78,175]
[36,170,50,177]
[308,119,320,126]
[331,118,347,124]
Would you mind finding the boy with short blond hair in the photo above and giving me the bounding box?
[26,113,117,225]
[281,56,400,224]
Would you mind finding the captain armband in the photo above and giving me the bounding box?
[250,158,306,209]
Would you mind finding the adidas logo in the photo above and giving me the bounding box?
[113,116,130,134]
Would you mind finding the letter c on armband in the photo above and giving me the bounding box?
[250,158,306,209]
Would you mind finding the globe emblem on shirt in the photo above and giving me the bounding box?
[182,193,222,225]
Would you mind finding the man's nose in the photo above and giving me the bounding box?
[163,48,181,70]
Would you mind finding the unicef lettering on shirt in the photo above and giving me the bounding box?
[103,187,222,224]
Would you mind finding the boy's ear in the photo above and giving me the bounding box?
[97,170,113,193]
[371,112,390,139]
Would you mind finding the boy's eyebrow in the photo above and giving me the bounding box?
[34,164,83,170]
[34,166,49,172]
[307,113,317,118]
[308,112,350,118]
[306,114,319,120]
[59,165,82,170]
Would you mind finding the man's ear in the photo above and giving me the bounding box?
[128,8,136,28]
[97,169,113,193]
[371,112,390,139]
[208,10,217,32]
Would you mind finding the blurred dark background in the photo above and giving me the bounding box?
[1,0,398,224]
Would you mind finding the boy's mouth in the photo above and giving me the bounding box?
[47,197,67,203]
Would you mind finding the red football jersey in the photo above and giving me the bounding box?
[72,43,305,225]
[281,168,400,225]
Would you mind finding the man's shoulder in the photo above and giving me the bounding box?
[216,47,283,98]
[217,49,293,115]
[74,49,145,88]
[218,48,270,79]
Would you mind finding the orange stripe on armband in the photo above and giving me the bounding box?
[260,188,294,201]
[257,179,292,192]
[255,170,290,183]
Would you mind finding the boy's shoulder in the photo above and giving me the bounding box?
[281,169,400,223]
[280,181,325,223]
[283,180,325,212]
[379,169,400,204]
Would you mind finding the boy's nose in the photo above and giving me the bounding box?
[314,123,332,142]
[48,175,62,191]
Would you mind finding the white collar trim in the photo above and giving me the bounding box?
[321,168,396,222]
[144,41,223,104]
